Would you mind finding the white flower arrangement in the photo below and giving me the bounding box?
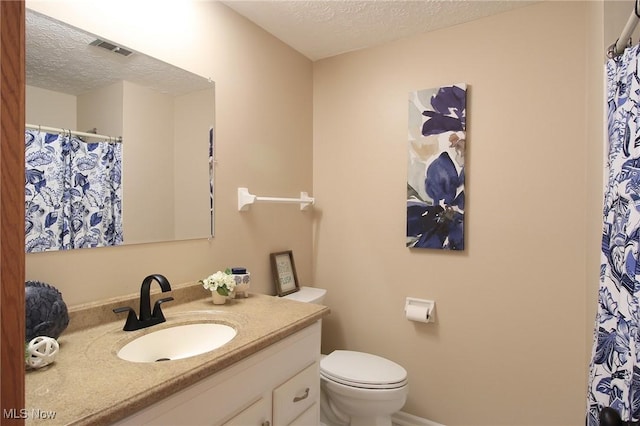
[201,270,236,296]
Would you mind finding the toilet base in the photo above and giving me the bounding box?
[321,386,349,426]
[350,415,393,426]
[321,381,402,426]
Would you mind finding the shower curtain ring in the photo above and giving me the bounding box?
[608,40,620,59]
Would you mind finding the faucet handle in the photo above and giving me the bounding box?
[113,306,141,331]
[152,297,174,322]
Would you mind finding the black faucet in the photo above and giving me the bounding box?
[113,274,174,331]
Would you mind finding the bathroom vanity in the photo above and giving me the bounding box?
[115,321,321,425]
[24,284,329,425]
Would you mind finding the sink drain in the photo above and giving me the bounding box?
[155,357,171,362]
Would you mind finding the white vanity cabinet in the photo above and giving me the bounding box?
[113,321,321,426]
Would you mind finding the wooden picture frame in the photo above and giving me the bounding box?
[270,250,300,296]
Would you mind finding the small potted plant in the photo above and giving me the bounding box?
[200,270,236,305]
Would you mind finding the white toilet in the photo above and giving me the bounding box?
[283,286,408,426]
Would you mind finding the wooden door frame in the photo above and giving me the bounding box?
[1,1,25,424]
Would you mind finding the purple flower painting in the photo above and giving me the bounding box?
[407,84,466,250]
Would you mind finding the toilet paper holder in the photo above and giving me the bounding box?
[404,297,435,323]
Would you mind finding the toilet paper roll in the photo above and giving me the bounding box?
[405,304,430,323]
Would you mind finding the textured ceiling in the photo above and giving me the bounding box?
[26,10,212,96]
[27,2,537,94]
[221,0,538,60]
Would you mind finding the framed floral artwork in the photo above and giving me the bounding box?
[407,84,467,250]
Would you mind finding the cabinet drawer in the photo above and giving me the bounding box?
[273,362,319,426]
[222,397,270,426]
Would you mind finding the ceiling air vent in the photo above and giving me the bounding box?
[89,39,133,57]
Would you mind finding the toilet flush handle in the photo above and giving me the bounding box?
[293,387,310,403]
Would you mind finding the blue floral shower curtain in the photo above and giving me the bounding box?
[25,130,123,252]
[587,44,640,424]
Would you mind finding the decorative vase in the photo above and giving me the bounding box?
[211,291,227,305]
[25,281,69,342]
[232,272,251,298]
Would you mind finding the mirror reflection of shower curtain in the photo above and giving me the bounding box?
[24,130,123,252]
[587,45,640,425]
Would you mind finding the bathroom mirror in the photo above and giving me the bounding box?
[25,9,215,252]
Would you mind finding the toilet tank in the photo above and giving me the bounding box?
[282,286,326,304]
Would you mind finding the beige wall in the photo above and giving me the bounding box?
[313,2,601,424]
[25,1,314,306]
[122,80,175,243]
[26,85,76,129]
[173,87,215,240]
[77,81,123,137]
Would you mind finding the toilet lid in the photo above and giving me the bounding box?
[320,350,407,389]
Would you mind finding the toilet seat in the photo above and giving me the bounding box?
[320,350,408,390]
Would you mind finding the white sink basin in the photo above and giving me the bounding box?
[117,323,237,363]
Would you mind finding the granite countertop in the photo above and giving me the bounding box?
[25,283,329,425]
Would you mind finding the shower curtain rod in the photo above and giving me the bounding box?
[608,0,640,58]
[25,123,123,143]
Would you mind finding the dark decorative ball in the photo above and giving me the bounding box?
[25,281,69,342]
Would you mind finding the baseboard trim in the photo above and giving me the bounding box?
[392,411,445,426]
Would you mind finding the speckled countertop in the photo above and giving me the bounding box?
[25,283,329,425]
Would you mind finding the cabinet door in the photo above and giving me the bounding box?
[288,402,318,426]
[273,362,319,426]
[222,397,270,426]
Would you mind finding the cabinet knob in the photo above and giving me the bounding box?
[293,387,310,403]
[261,422,270,426]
